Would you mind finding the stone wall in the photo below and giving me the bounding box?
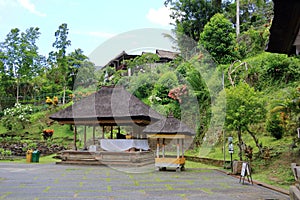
[0,141,66,157]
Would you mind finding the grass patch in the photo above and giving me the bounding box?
[0,154,60,164]
[134,180,139,186]
[107,185,112,192]
[185,160,220,169]
[201,188,213,194]
[79,182,84,187]
[0,192,12,199]
[43,186,51,192]
[165,184,174,190]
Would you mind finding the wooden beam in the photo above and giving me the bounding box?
[84,126,87,150]
[156,138,160,158]
[177,139,180,159]
[162,138,165,158]
[93,126,95,145]
[56,119,151,126]
[181,139,184,158]
[102,126,105,139]
[110,126,113,139]
[74,126,77,151]
[147,134,187,139]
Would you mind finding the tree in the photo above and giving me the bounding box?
[269,86,300,135]
[224,0,273,33]
[199,13,238,64]
[0,27,44,105]
[224,82,266,160]
[67,48,96,90]
[165,0,219,42]
[237,26,270,58]
[185,67,211,143]
[49,23,71,104]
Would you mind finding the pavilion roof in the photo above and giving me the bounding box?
[143,114,195,136]
[155,49,179,60]
[266,0,300,55]
[49,86,164,126]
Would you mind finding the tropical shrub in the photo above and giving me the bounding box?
[2,103,33,131]
[266,114,284,139]
[199,13,238,64]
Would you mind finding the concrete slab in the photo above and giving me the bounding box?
[0,163,289,200]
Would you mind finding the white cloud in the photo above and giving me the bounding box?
[17,0,46,17]
[146,6,174,27]
[0,0,17,7]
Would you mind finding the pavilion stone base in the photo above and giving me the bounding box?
[56,150,155,167]
[290,163,300,200]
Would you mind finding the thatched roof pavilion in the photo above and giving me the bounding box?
[143,114,195,171]
[50,86,164,151]
[50,86,163,126]
[143,114,195,138]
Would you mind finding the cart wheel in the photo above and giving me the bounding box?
[176,167,181,172]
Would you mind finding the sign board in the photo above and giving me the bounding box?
[228,143,234,154]
[241,162,249,177]
[239,162,253,184]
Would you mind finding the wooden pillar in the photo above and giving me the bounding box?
[132,125,143,139]
[181,139,184,158]
[74,125,77,151]
[181,138,184,158]
[117,126,121,139]
[176,139,180,159]
[84,126,87,150]
[110,126,113,139]
[92,126,95,145]
[162,138,165,158]
[102,126,105,139]
[132,125,137,139]
[156,138,160,158]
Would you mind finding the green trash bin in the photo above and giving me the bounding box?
[32,150,40,163]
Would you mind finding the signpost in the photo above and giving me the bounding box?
[239,162,253,185]
[228,137,234,173]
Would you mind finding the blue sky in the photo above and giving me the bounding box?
[0,0,174,64]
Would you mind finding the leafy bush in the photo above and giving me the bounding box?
[0,148,12,159]
[266,114,284,139]
[199,13,238,64]
[2,103,33,131]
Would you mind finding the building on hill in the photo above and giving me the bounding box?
[102,49,179,79]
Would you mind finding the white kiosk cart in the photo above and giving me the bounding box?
[143,115,195,172]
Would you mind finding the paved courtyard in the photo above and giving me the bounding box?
[0,163,289,200]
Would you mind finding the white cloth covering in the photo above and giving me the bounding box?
[100,139,149,152]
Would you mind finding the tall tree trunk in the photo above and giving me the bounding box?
[246,126,263,156]
[237,127,243,161]
[236,0,240,37]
